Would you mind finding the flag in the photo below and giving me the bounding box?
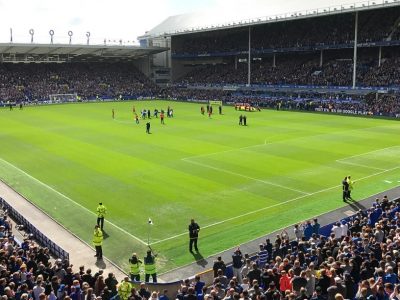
[148,218,153,225]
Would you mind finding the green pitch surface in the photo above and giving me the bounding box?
[1,100,400,273]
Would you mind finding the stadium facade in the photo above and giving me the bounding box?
[0,43,167,76]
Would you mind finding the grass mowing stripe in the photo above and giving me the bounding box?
[151,166,400,245]
[2,101,400,272]
[182,158,311,195]
[113,119,137,125]
[183,129,399,164]
[152,165,400,246]
[182,142,268,160]
[0,157,147,245]
[159,182,399,275]
[336,145,400,161]
[335,160,387,171]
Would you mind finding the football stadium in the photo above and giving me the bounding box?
[1,0,400,298]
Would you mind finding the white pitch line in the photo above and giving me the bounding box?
[152,165,400,245]
[335,160,387,171]
[159,180,399,275]
[183,126,399,162]
[0,157,148,245]
[182,142,268,160]
[113,119,135,124]
[336,145,400,162]
[182,158,311,195]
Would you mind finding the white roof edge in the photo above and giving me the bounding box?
[141,0,400,39]
[0,42,166,51]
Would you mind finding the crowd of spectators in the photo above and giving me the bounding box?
[364,95,400,116]
[171,7,400,55]
[177,51,400,88]
[0,63,158,103]
[161,86,400,117]
[192,195,400,300]
[0,209,124,300]
[2,177,400,300]
[1,57,399,116]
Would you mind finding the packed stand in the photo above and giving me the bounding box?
[162,86,400,117]
[177,49,400,88]
[0,63,159,103]
[1,180,400,300]
[172,7,400,56]
[187,195,400,300]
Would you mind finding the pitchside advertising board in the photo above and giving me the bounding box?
[315,107,400,118]
[209,100,223,105]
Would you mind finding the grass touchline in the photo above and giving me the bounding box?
[0,157,148,245]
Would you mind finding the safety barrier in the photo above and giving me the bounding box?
[319,196,400,237]
[0,197,69,261]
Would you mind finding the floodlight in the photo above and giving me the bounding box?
[49,30,54,44]
[86,32,91,45]
[29,29,34,43]
[68,30,73,44]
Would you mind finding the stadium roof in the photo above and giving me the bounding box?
[141,0,400,39]
[0,43,168,63]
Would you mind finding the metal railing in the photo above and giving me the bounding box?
[0,197,69,261]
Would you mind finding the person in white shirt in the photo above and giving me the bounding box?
[331,222,342,239]
[340,221,348,238]
[33,281,45,300]
[240,277,250,291]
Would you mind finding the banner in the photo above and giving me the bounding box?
[209,100,222,105]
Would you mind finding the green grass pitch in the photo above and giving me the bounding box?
[0,100,400,273]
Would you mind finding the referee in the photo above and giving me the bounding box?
[188,219,200,253]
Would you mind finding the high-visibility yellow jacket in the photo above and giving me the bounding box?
[130,261,142,275]
[96,205,107,218]
[93,228,103,246]
[144,256,156,274]
[118,281,132,300]
[347,178,354,190]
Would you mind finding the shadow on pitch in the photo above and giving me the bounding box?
[103,231,110,240]
[95,259,106,269]
[345,199,367,211]
[191,251,208,268]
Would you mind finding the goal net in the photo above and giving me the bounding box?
[49,93,78,103]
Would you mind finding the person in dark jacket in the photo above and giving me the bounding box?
[212,257,226,278]
[232,248,243,283]
[188,219,200,253]
[327,277,346,300]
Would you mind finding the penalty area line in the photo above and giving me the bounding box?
[182,158,311,195]
[335,160,387,171]
[335,145,400,171]
[152,165,400,245]
[113,119,135,124]
[0,157,148,245]
[182,141,270,160]
[336,145,400,162]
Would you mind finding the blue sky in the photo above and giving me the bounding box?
[0,0,366,45]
